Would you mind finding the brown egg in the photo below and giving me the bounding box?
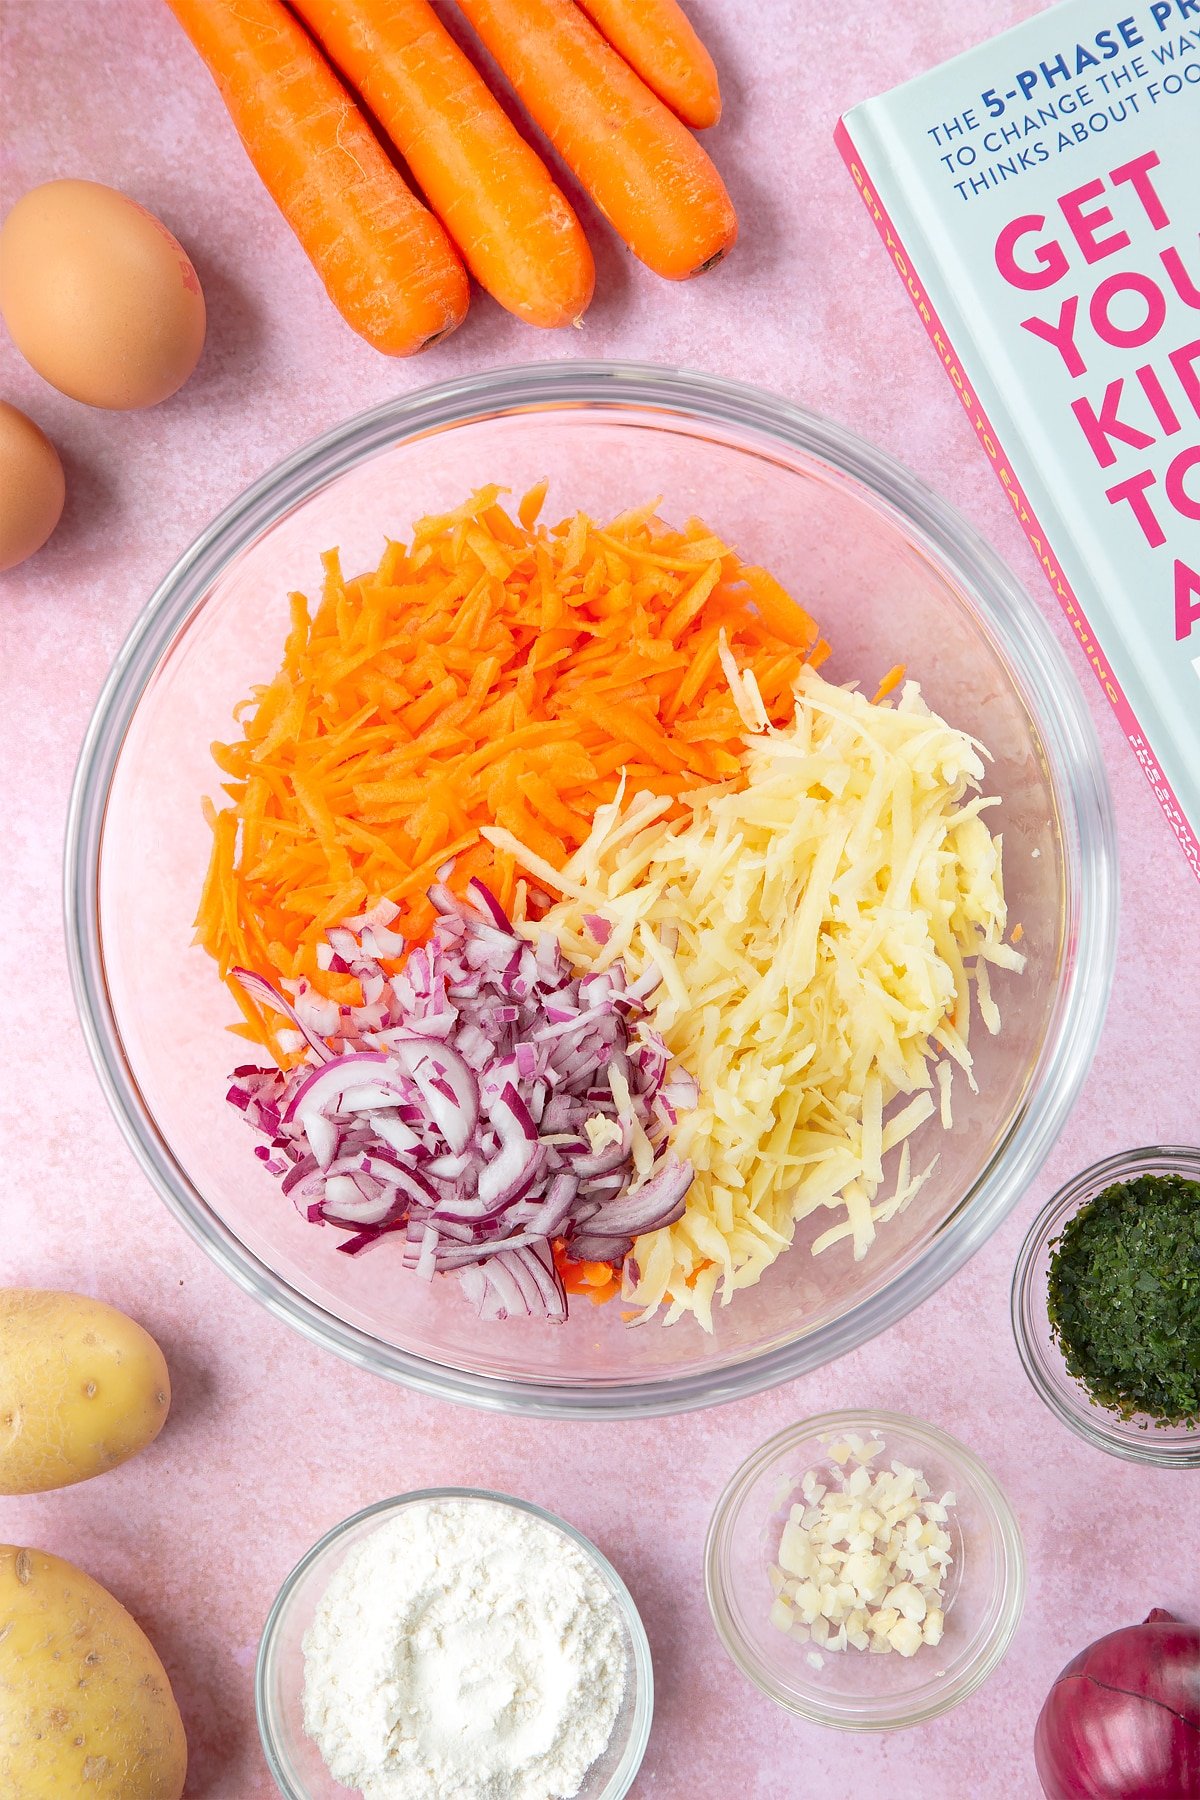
[0,179,206,410]
[0,401,65,572]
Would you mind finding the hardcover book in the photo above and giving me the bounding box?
[837,0,1200,878]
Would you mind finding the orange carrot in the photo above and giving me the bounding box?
[454,0,736,279]
[197,485,828,1043]
[553,1243,622,1303]
[162,0,468,354]
[289,0,594,327]
[575,0,720,129]
[741,566,829,654]
[872,663,906,703]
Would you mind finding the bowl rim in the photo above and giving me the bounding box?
[1011,1143,1200,1468]
[63,358,1118,1418]
[703,1408,1026,1731]
[255,1485,654,1800]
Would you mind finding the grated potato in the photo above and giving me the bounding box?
[495,653,1023,1328]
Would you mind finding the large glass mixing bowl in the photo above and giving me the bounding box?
[64,363,1117,1417]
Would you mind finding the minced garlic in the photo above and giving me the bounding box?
[767,1434,954,1658]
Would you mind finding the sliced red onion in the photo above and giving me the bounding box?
[457,1262,487,1309]
[516,1241,568,1320]
[228,883,694,1320]
[413,1223,438,1282]
[563,1232,632,1265]
[326,926,359,964]
[582,1159,693,1234]
[302,1109,340,1172]
[321,1182,399,1227]
[281,1052,390,1123]
[387,1037,478,1153]
[367,1112,421,1155]
[369,924,407,959]
[290,981,342,1040]
[359,970,387,1006]
[524,1172,579,1239]
[465,877,512,930]
[571,1130,632,1179]
[280,1153,319,1198]
[426,1150,470,1180]
[661,1073,700,1109]
[475,1084,538,1204]
[232,969,335,1063]
[336,1227,386,1256]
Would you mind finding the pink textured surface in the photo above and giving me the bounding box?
[2,1,1197,1796]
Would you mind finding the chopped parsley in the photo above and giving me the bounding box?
[1046,1173,1200,1429]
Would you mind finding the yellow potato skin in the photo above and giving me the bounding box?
[0,1545,187,1798]
[0,1291,170,1495]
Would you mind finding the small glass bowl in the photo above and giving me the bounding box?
[1012,1145,1200,1468]
[704,1411,1025,1731]
[256,1489,653,1799]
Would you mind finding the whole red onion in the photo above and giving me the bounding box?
[1035,1609,1200,1799]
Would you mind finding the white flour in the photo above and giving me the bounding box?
[302,1497,629,1800]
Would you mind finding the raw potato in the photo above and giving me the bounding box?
[0,1290,170,1495]
[0,1546,187,1799]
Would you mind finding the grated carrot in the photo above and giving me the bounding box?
[553,1243,622,1303]
[872,663,906,703]
[196,485,829,1048]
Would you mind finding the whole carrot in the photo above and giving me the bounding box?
[162,0,469,354]
[290,0,595,328]
[455,0,736,280]
[576,0,721,129]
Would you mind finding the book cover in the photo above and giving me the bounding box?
[837,0,1200,879]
